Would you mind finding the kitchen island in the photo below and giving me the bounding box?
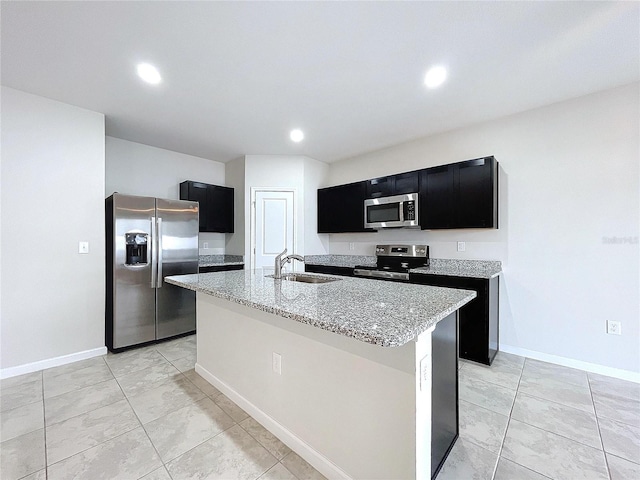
[166,269,476,480]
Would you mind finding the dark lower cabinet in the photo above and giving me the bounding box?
[199,264,244,273]
[420,156,498,230]
[180,181,234,233]
[304,264,355,277]
[431,312,459,479]
[317,181,373,233]
[410,273,499,365]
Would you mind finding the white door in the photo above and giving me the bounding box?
[253,190,295,270]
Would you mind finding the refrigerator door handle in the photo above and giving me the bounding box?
[150,217,157,288]
[157,217,163,288]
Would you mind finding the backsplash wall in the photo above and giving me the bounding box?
[324,83,639,378]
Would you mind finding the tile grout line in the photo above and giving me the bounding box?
[488,358,553,480]
[43,357,144,472]
[516,359,606,448]
[105,348,170,480]
[488,360,523,480]
[507,357,606,478]
[112,340,233,479]
[150,342,307,480]
[41,369,48,480]
[44,378,125,428]
[588,375,613,480]
[236,418,289,470]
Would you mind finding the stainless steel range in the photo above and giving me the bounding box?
[354,244,429,281]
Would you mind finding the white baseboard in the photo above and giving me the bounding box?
[195,363,352,480]
[0,346,108,379]
[500,344,640,384]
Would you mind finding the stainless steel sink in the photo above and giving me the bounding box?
[281,273,341,284]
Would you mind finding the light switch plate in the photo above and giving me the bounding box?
[78,241,89,254]
[457,241,466,252]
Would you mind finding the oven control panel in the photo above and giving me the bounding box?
[375,244,428,258]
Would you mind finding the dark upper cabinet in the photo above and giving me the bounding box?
[393,171,420,195]
[180,181,234,233]
[366,171,419,198]
[366,176,394,198]
[317,181,372,233]
[419,165,454,229]
[420,156,498,229]
[456,158,497,228]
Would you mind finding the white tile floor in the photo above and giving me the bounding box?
[1,335,638,480]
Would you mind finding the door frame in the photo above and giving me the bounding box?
[250,187,298,271]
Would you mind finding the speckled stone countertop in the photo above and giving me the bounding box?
[304,255,376,268]
[305,255,501,279]
[165,268,476,347]
[199,254,244,267]
[410,259,502,279]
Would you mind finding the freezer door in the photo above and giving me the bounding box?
[155,198,199,339]
[110,194,157,349]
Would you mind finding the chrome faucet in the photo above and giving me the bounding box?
[274,248,304,279]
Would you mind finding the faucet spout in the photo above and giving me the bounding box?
[274,250,305,279]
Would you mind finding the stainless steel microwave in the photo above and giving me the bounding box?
[364,193,419,229]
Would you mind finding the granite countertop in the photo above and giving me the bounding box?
[410,259,502,279]
[165,268,476,348]
[305,254,501,279]
[304,254,376,268]
[199,254,244,267]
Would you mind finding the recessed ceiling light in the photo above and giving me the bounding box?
[424,66,447,89]
[290,129,304,142]
[137,63,162,85]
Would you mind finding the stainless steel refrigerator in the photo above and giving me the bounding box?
[106,193,199,351]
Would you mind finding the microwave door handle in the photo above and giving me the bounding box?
[399,201,405,222]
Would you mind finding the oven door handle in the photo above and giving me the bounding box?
[353,269,409,281]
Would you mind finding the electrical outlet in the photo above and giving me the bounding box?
[349,242,355,251]
[419,354,431,391]
[457,241,465,252]
[78,241,89,254]
[272,352,282,375]
[203,242,209,249]
[606,320,621,335]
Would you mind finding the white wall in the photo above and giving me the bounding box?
[1,87,106,371]
[224,157,246,256]
[326,83,640,377]
[236,155,329,267]
[105,137,227,253]
[196,293,423,479]
[303,157,331,255]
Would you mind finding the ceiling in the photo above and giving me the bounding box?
[2,1,638,164]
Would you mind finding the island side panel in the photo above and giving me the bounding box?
[195,292,423,480]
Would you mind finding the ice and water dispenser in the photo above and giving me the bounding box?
[125,232,149,266]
